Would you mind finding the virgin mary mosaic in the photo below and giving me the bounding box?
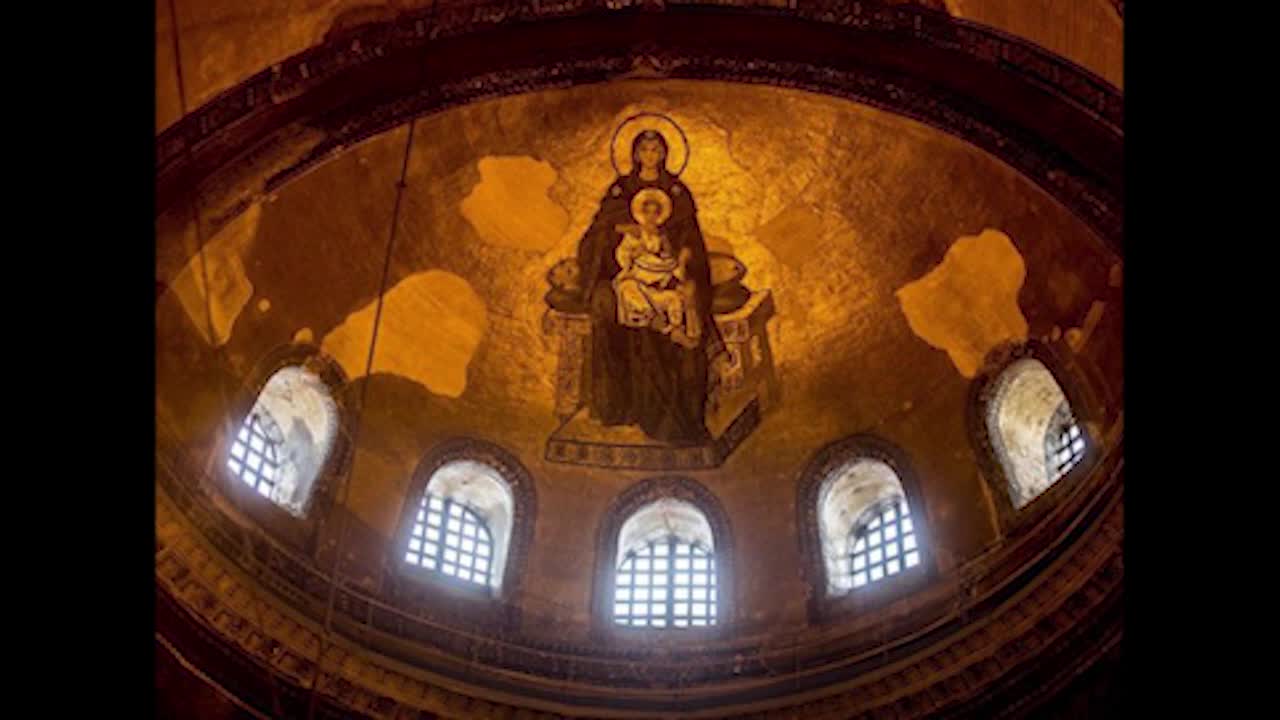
[544,113,777,469]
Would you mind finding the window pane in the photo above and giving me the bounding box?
[844,498,923,591]
[613,534,717,628]
[1045,405,1087,483]
[404,493,495,589]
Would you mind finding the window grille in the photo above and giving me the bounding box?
[613,536,717,628]
[847,497,920,589]
[404,493,495,588]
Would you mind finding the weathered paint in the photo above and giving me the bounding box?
[322,270,488,398]
[171,204,260,346]
[460,156,570,252]
[896,229,1029,378]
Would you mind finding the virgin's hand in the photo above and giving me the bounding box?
[615,223,642,238]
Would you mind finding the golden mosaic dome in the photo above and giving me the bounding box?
[156,2,1123,717]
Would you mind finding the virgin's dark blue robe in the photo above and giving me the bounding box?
[576,172,724,444]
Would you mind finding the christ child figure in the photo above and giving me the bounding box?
[612,188,700,349]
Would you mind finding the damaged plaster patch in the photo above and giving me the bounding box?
[896,229,1028,378]
[321,270,488,398]
[460,156,569,251]
[171,204,261,346]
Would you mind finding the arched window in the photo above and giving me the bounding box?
[848,497,919,589]
[227,365,338,517]
[818,457,923,595]
[406,493,497,588]
[984,357,1090,509]
[595,477,733,631]
[613,498,718,628]
[403,460,514,591]
[397,441,536,603]
[798,436,932,617]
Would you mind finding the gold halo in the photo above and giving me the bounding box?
[631,188,673,225]
[610,112,690,176]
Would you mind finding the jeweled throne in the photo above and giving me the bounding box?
[542,252,778,470]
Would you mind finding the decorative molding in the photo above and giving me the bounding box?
[156,413,1122,688]
[155,1,1123,255]
[545,399,762,470]
[156,448,1123,717]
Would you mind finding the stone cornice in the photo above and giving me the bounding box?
[154,0,1123,255]
[155,430,1123,716]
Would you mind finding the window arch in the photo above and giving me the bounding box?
[405,460,512,591]
[822,460,922,594]
[969,341,1102,530]
[396,439,536,599]
[613,498,717,628]
[227,364,339,517]
[595,477,733,632]
[798,435,933,617]
[982,356,1090,510]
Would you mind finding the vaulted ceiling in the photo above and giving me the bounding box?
[156,0,1122,132]
[155,3,1123,717]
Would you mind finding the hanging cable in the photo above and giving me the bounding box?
[166,4,286,712]
[303,110,421,720]
[165,0,245,489]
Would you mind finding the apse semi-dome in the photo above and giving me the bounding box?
[156,3,1123,717]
